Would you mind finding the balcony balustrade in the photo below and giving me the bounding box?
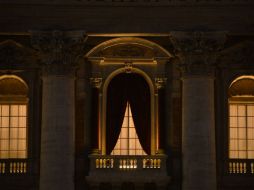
[227,159,254,175]
[87,154,170,188]
[0,159,29,174]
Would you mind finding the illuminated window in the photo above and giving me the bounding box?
[111,102,147,155]
[229,104,254,159]
[229,76,254,159]
[0,105,27,158]
[0,76,28,159]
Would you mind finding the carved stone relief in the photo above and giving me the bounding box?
[31,30,86,76]
[170,31,226,77]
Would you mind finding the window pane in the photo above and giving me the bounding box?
[248,140,254,150]
[19,117,26,128]
[121,128,128,138]
[229,151,238,159]
[1,117,9,127]
[19,128,26,139]
[0,128,9,139]
[10,105,19,116]
[248,151,254,159]
[129,139,135,149]
[239,140,246,150]
[230,105,237,116]
[1,105,9,116]
[248,128,254,139]
[122,118,128,127]
[129,150,135,155]
[18,140,26,150]
[121,150,128,155]
[129,119,134,128]
[239,151,247,159]
[238,117,246,128]
[247,117,254,128]
[238,106,246,116]
[129,128,135,138]
[18,151,26,158]
[19,105,27,116]
[10,140,17,150]
[120,139,127,150]
[238,128,246,139]
[230,117,237,127]
[230,140,238,150]
[10,117,18,128]
[10,128,18,138]
[247,105,254,116]
[0,140,9,150]
[0,151,8,159]
[230,128,238,139]
[9,151,17,158]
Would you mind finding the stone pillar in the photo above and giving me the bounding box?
[31,31,86,190]
[170,31,226,190]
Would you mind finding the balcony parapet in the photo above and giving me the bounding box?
[227,159,254,175]
[0,159,30,175]
[86,154,170,186]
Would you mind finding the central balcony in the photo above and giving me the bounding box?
[86,154,170,189]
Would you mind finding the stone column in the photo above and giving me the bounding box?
[31,31,86,190]
[170,31,226,190]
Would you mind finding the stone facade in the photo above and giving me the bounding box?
[0,1,254,190]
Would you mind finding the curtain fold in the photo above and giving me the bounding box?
[128,74,151,155]
[106,74,128,154]
[106,73,151,155]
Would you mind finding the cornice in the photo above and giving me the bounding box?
[0,0,253,7]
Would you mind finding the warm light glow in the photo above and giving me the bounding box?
[0,105,27,159]
[229,104,254,159]
[111,102,147,155]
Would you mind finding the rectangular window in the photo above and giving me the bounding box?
[0,104,27,159]
[229,103,254,159]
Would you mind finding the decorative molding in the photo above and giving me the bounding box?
[0,40,36,68]
[219,41,254,68]
[31,30,87,76]
[155,78,167,89]
[90,77,103,88]
[86,37,171,59]
[170,31,226,77]
[124,61,133,73]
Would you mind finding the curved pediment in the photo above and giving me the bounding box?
[0,40,36,66]
[86,37,172,59]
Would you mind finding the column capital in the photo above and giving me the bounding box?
[31,30,87,76]
[170,31,227,77]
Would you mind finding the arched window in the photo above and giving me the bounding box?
[228,76,254,159]
[0,75,28,159]
[106,73,150,155]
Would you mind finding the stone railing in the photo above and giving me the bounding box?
[87,154,170,186]
[227,159,254,175]
[91,155,164,170]
[0,159,29,174]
